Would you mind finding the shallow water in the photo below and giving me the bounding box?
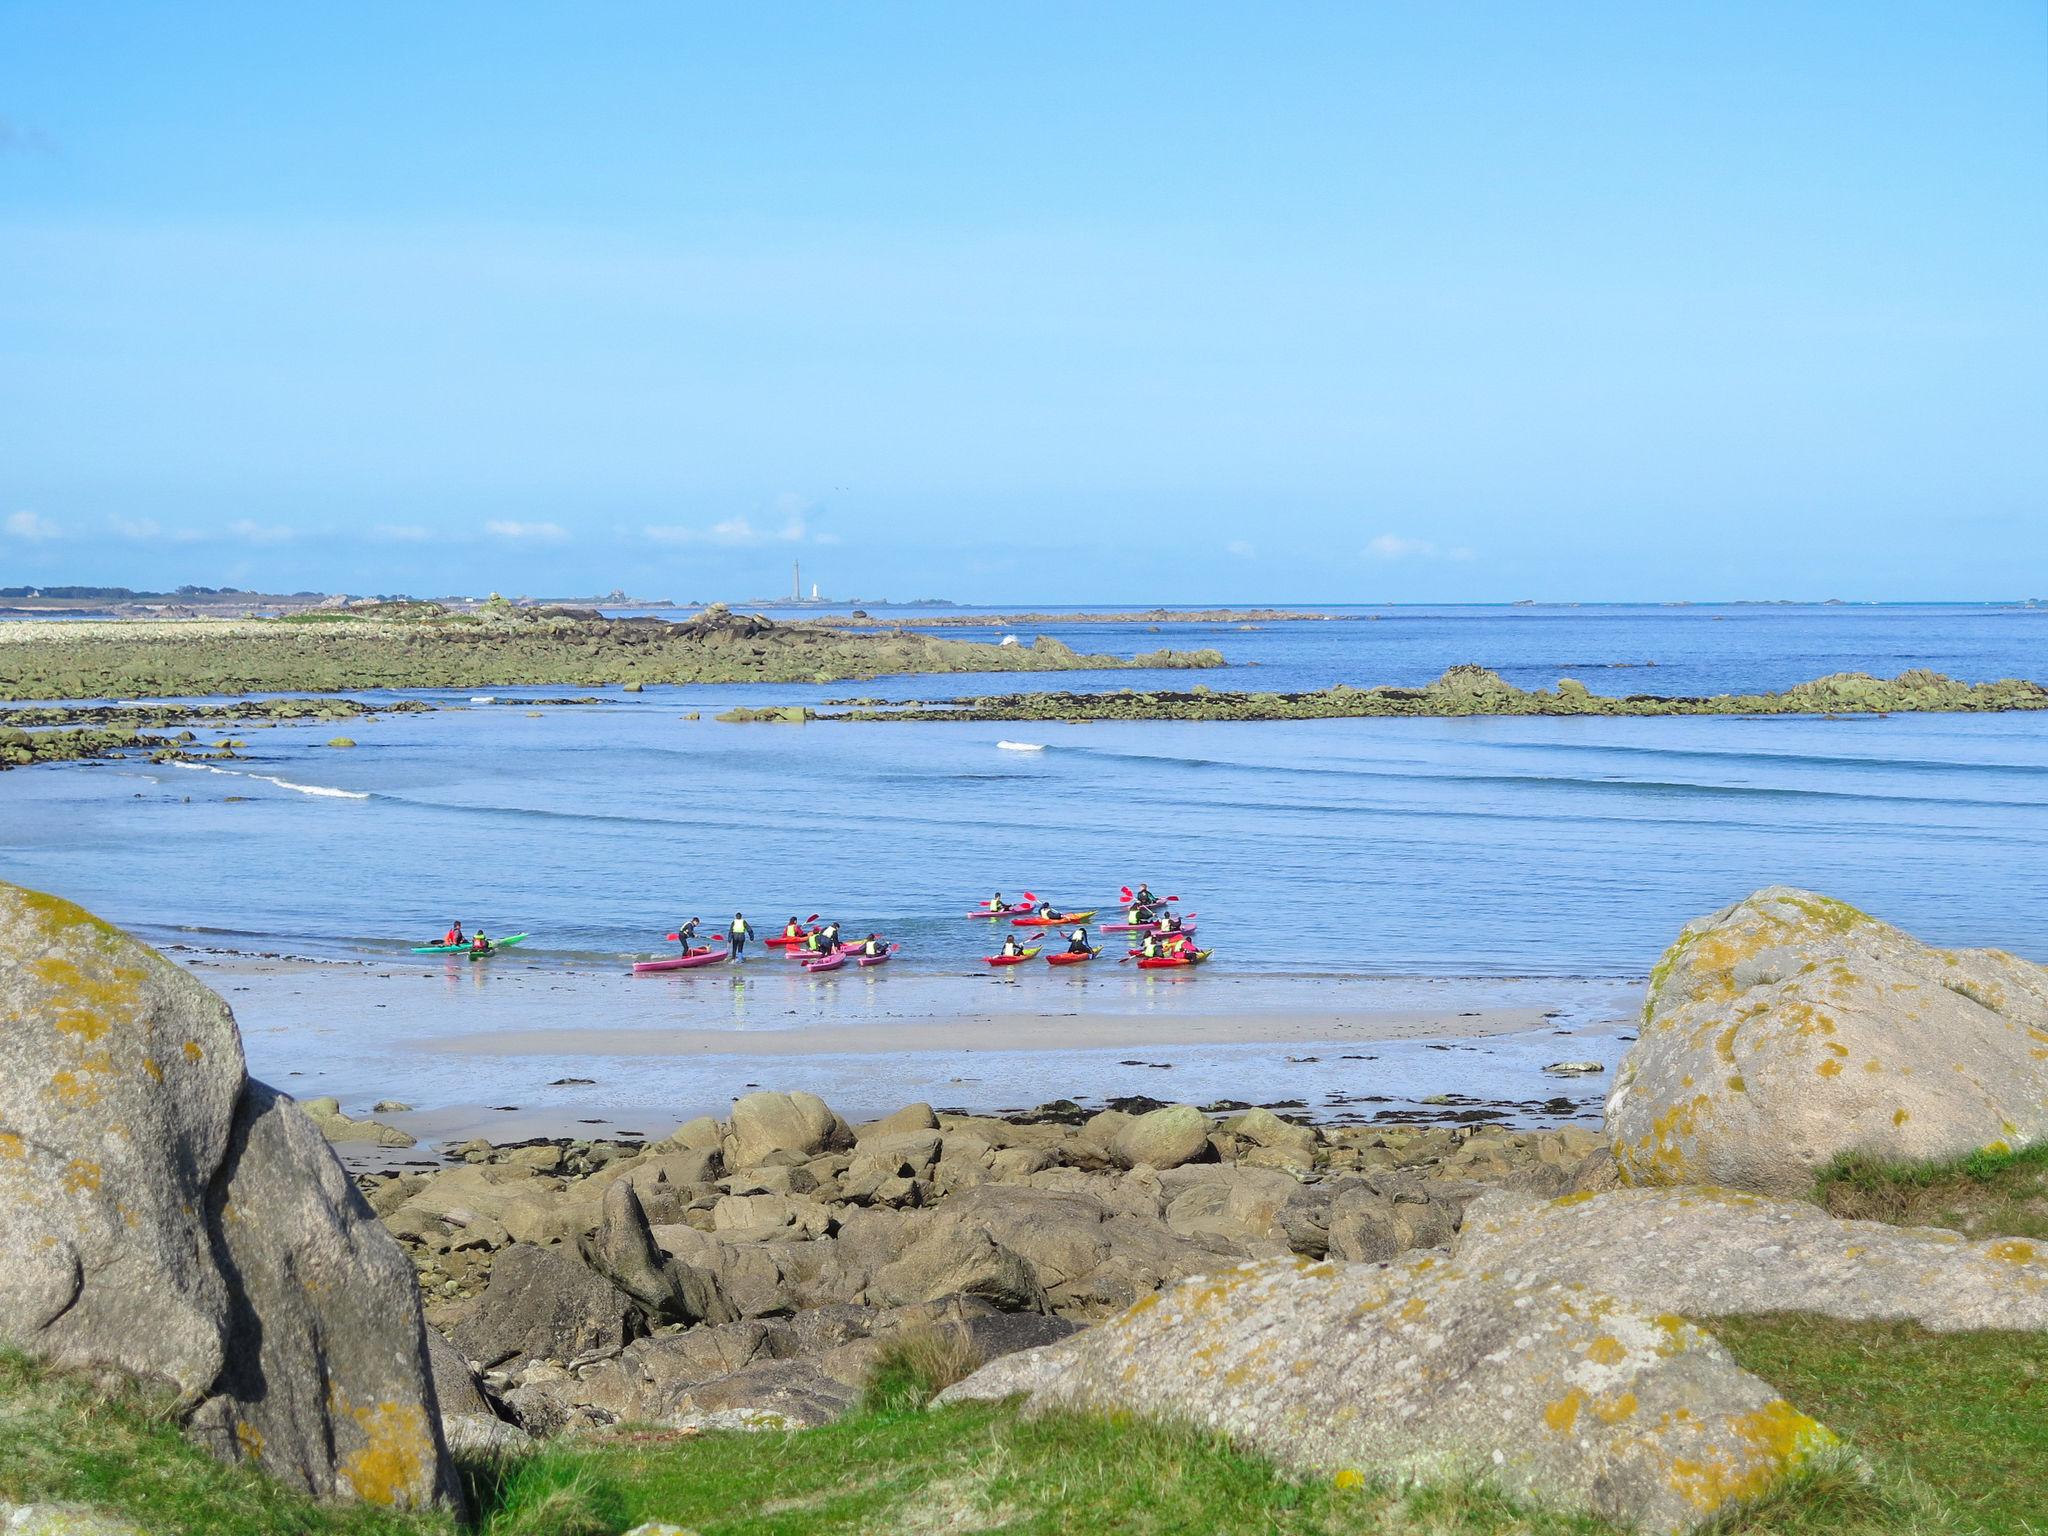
[5,604,2047,976]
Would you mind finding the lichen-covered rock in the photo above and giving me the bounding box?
[1608,887,2048,1194]
[940,1255,1835,1534]
[188,1082,463,1508]
[1,1506,150,1535]
[0,883,457,1510]
[1110,1104,1211,1170]
[0,883,242,1398]
[1454,1187,2048,1331]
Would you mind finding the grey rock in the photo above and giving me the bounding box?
[0,884,455,1511]
[1,1506,149,1536]
[582,1177,735,1326]
[1110,1104,1211,1170]
[724,1090,851,1169]
[186,1082,463,1508]
[1609,886,2048,1194]
[1455,1187,2048,1332]
[940,1254,1837,1534]
[448,1242,643,1369]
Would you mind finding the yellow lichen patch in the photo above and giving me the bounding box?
[1893,1108,1910,1127]
[1549,1190,1598,1207]
[1543,1389,1584,1433]
[1585,1335,1627,1366]
[1397,1296,1428,1323]
[1593,1390,1639,1424]
[183,1041,203,1062]
[142,1057,163,1082]
[234,1421,266,1462]
[1666,1399,1837,1513]
[60,1159,102,1194]
[339,1400,435,1507]
[1987,1240,2036,1264]
[49,1053,114,1107]
[1332,1468,1365,1491]
[1726,1075,1745,1093]
[1816,1059,1843,1079]
[0,1131,23,1160]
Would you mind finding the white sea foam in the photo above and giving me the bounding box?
[997,740,1046,752]
[166,760,368,799]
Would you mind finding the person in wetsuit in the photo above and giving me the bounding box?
[1065,926,1094,956]
[728,913,751,959]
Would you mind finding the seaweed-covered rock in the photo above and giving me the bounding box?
[1608,887,2048,1194]
[940,1255,1836,1533]
[1456,1188,2048,1331]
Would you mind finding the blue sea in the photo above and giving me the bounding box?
[6,602,2046,977]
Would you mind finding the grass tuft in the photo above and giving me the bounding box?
[859,1327,984,1414]
[462,1447,623,1536]
[1814,1139,2048,1239]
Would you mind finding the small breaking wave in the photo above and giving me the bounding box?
[997,740,1047,752]
[168,761,369,799]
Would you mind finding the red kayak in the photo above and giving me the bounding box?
[984,947,1042,966]
[804,952,847,972]
[1137,948,1212,970]
[765,931,820,948]
[1010,910,1097,927]
[633,946,729,974]
[1046,949,1099,966]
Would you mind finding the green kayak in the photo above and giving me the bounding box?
[411,933,527,955]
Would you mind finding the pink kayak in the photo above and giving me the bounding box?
[632,947,729,974]
[856,952,892,967]
[804,952,848,972]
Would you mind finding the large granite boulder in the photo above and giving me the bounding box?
[724,1090,852,1169]
[1608,887,2048,1194]
[0,883,457,1510]
[1455,1188,2048,1331]
[941,1254,1836,1534]
[1110,1104,1211,1170]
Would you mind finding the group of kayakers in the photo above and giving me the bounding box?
[977,881,1207,968]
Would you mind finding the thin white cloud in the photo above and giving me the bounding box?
[645,515,811,548]
[1226,539,1255,559]
[111,517,161,540]
[229,519,296,545]
[1364,534,1436,561]
[372,523,432,543]
[485,520,569,543]
[5,509,61,540]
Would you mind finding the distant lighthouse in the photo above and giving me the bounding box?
[791,559,800,602]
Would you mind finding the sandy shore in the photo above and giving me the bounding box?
[171,949,1636,1156]
[419,1003,1556,1059]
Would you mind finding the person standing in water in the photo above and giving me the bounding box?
[676,917,701,953]
[728,912,751,959]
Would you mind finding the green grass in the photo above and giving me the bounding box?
[1715,1317,2048,1535]
[5,1319,2040,1535]
[1814,1140,2048,1241]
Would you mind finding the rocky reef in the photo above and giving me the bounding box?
[801,665,2048,722]
[0,697,435,772]
[0,601,1224,701]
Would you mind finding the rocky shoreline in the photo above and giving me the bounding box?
[802,664,2048,721]
[7,880,2047,1533]
[0,601,1224,701]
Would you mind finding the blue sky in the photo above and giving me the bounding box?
[2,3,2043,602]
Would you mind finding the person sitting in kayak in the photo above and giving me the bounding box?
[1137,932,1164,960]
[1065,926,1093,956]
[469,930,493,956]
[676,917,701,953]
[861,933,887,957]
[783,917,805,940]
[1134,883,1158,912]
[442,921,465,946]
[1161,912,1183,934]
[988,892,1007,912]
[1166,932,1196,956]
[1000,933,1025,958]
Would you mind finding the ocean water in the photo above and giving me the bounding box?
[4,603,2046,978]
